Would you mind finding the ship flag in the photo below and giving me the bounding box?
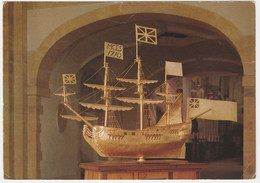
[62,74,76,85]
[104,42,123,60]
[165,61,183,76]
[187,98,237,122]
[135,25,157,45]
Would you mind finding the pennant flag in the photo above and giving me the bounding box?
[136,25,157,45]
[165,61,183,76]
[62,74,76,85]
[104,42,123,60]
[187,98,237,122]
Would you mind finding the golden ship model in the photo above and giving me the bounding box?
[55,25,237,161]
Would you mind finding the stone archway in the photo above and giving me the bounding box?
[27,2,254,179]
[34,2,252,89]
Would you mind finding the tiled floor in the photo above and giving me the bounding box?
[199,156,243,179]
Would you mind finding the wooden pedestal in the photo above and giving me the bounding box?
[79,160,206,180]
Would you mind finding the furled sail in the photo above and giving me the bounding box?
[115,97,164,105]
[84,83,125,91]
[116,78,158,84]
[54,92,75,97]
[156,92,178,97]
[60,114,98,122]
[79,102,133,111]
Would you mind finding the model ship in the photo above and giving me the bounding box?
[55,25,237,161]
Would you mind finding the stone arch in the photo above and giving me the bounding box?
[35,2,251,91]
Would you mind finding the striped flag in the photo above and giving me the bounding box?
[135,25,157,45]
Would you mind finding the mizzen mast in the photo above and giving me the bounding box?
[157,61,183,124]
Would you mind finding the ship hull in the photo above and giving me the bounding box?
[82,119,191,159]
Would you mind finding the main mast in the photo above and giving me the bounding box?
[136,56,144,130]
[135,25,144,130]
[114,25,163,130]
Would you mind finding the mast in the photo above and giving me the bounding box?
[115,25,160,130]
[135,24,139,60]
[135,24,143,130]
[136,56,144,130]
[81,42,132,127]
[163,61,183,124]
[57,82,94,129]
[63,84,68,103]
[165,81,170,124]
[103,59,109,127]
[164,68,172,125]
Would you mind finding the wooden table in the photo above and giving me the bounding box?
[79,160,206,179]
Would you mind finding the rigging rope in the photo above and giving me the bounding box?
[84,66,104,83]
[53,86,63,94]
[117,61,136,78]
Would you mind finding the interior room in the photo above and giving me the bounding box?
[3,1,255,179]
